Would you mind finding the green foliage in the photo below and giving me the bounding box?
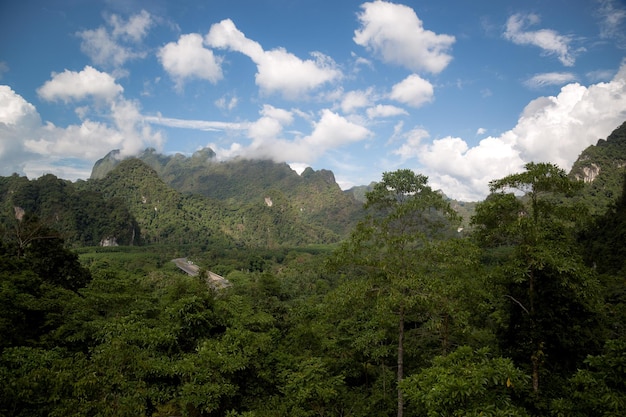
[552,338,626,417]
[3,122,626,416]
[90,148,363,242]
[580,172,626,275]
[570,121,626,214]
[472,162,605,407]
[0,173,139,247]
[327,169,469,417]
[401,346,530,417]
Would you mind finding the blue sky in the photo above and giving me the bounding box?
[1,0,625,200]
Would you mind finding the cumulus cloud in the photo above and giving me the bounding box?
[354,0,455,74]
[158,33,223,90]
[108,9,153,42]
[209,108,371,166]
[37,66,123,103]
[393,63,626,200]
[341,89,373,114]
[524,72,577,88]
[389,74,434,107]
[0,75,162,180]
[504,13,578,66]
[77,10,152,68]
[260,104,294,125]
[366,104,407,119]
[0,86,41,174]
[206,19,341,98]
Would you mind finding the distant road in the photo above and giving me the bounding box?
[172,258,230,288]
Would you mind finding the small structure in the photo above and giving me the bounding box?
[172,258,231,289]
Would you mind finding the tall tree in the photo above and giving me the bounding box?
[472,162,603,405]
[329,169,460,417]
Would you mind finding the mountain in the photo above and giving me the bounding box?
[88,158,349,247]
[92,148,363,237]
[0,173,139,246]
[570,121,626,214]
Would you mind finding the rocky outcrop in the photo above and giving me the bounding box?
[575,163,601,183]
[100,237,119,247]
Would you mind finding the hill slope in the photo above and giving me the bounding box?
[88,158,347,247]
[92,148,363,237]
[0,173,139,246]
[570,121,626,213]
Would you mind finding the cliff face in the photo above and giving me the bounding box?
[569,121,626,213]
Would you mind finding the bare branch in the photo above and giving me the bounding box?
[504,294,530,315]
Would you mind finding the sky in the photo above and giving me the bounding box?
[1,0,625,201]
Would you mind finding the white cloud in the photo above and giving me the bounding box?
[77,10,152,68]
[354,0,455,74]
[366,104,408,118]
[260,104,294,125]
[597,0,626,47]
[393,63,626,200]
[0,86,41,174]
[0,86,38,126]
[392,127,429,160]
[108,9,153,42]
[144,114,249,131]
[158,33,223,90]
[586,69,615,82]
[341,89,373,113]
[476,127,487,135]
[504,13,578,66]
[524,72,577,88]
[23,95,162,161]
[210,108,372,166]
[37,66,123,103]
[389,74,434,107]
[206,19,341,98]
[0,78,162,180]
[215,95,238,111]
[0,62,8,79]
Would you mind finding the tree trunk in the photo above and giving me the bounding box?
[442,313,449,355]
[531,349,540,393]
[529,268,539,393]
[397,306,404,417]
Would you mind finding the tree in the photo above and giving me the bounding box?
[471,162,603,405]
[552,338,626,417]
[400,346,530,417]
[328,169,460,417]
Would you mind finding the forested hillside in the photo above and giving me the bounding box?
[1,123,626,416]
[92,148,362,238]
[570,121,626,213]
[89,158,345,247]
[0,173,138,246]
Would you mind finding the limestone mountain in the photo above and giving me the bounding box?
[0,173,139,247]
[570,121,626,214]
[88,158,347,247]
[91,148,363,237]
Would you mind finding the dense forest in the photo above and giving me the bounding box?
[1,123,626,416]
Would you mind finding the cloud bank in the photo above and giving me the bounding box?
[395,63,626,200]
[0,67,162,179]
